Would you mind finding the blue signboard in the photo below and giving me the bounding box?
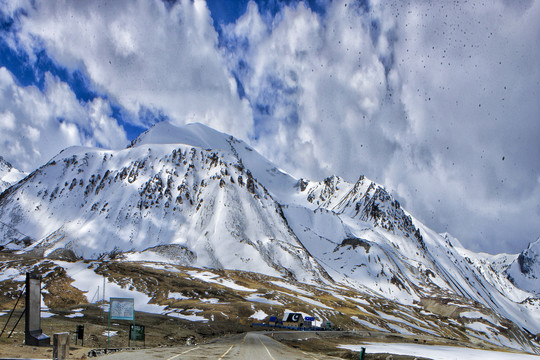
[305,316,315,321]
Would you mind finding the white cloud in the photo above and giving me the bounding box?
[222,0,540,253]
[0,67,127,172]
[14,0,254,140]
[2,0,538,254]
[223,1,392,180]
[383,0,540,252]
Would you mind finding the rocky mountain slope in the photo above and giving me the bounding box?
[0,122,538,353]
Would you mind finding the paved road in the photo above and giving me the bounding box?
[99,332,343,360]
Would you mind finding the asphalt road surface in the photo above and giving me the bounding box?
[99,332,343,360]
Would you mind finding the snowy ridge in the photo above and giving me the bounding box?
[0,156,25,193]
[0,122,538,352]
[507,238,540,296]
[0,139,327,283]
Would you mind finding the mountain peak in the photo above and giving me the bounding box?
[130,122,232,151]
[506,237,540,295]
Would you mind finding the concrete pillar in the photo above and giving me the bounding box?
[25,272,50,346]
[53,332,70,360]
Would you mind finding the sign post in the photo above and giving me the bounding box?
[108,298,134,351]
[129,324,145,348]
[76,325,84,346]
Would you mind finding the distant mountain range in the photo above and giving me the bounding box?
[0,122,538,352]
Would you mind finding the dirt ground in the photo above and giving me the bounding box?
[0,338,88,359]
[0,304,251,359]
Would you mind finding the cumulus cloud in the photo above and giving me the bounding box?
[0,67,127,172]
[222,1,394,179]
[13,0,254,140]
[384,0,540,252]
[1,0,538,253]
[221,0,540,253]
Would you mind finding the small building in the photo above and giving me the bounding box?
[304,316,315,328]
[268,316,282,326]
[283,313,304,328]
[324,320,333,330]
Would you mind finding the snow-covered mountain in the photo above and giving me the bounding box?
[0,124,327,283]
[0,122,538,352]
[506,238,540,296]
[0,156,25,193]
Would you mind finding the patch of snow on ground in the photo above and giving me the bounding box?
[200,298,225,304]
[466,321,497,334]
[139,262,181,273]
[270,281,312,296]
[168,292,191,300]
[41,311,54,318]
[250,310,268,321]
[344,295,370,306]
[296,295,333,309]
[447,302,469,307]
[339,343,540,359]
[165,310,208,322]
[103,331,118,337]
[386,322,415,335]
[0,267,25,282]
[66,312,84,318]
[350,317,389,332]
[187,271,256,292]
[245,293,283,305]
[460,311,499,325]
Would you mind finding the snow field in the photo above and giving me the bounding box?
[339,343,540,360]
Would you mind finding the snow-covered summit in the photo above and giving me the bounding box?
[507,237,540,296]
[0,156,25,193]
[132,122,299,202]
[131,122,232,150]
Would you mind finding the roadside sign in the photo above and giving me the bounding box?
[108,297,135,350]
[109,298,134,320]
[129,324,145,341]
[76,325,84,339]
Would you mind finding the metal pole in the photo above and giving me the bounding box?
[107,305,110,353]
[359,347,366,360]
[8,308,25,338]
[0,285,25,337]
[132,306,135,348]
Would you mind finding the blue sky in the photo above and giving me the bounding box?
[0,0,539,254]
